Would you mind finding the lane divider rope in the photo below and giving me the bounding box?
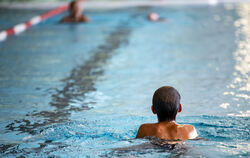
[0,4,69,42]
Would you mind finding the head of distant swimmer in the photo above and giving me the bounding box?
[148,12,159,21]
[69,0,83,17]
[152,86,182,122]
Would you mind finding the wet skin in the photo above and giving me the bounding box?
[136,104,198,140]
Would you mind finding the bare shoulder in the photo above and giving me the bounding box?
[140,123,155,127]
[138,123,154,131]
[136,123,155,138]
[80,15,90,22]
[177,124,198,140]
[183,124,198,139]
[60,16,71,23]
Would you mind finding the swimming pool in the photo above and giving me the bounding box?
[0,3,249,157]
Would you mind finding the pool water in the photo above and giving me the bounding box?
[0,3,249,157]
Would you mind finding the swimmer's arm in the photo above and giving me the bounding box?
[191,137,209,141]
[158,18,168,22]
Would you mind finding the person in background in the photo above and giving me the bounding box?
[60,0,90,23]
[147,12,167,22]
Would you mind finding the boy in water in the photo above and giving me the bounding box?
[60,0,89,23]
[147,12,168,22]
[136,86,197,140]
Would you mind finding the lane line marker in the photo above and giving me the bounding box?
[0,4,68,42]
[0,31,7,41]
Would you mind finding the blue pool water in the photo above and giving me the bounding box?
[0,4,250,157]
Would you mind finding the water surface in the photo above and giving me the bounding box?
[0,4,249,157]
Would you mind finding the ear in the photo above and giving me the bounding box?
[151,105,157,114]
[178,104,182,113]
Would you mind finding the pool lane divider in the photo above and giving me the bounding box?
[0,4,69,42]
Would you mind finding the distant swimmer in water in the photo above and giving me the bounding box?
[60,0,90,23]
[136,86,198,141]
[147,12,167,22]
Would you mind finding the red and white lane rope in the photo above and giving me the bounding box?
[0,4,69,42]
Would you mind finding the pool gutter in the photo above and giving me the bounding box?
[0,0,250,10]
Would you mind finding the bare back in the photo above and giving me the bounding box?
[60,15,89,23]
[136,122,197,140]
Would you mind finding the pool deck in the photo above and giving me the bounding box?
[0,0,250,10]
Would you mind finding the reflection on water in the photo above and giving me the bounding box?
[223,4,250,117]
